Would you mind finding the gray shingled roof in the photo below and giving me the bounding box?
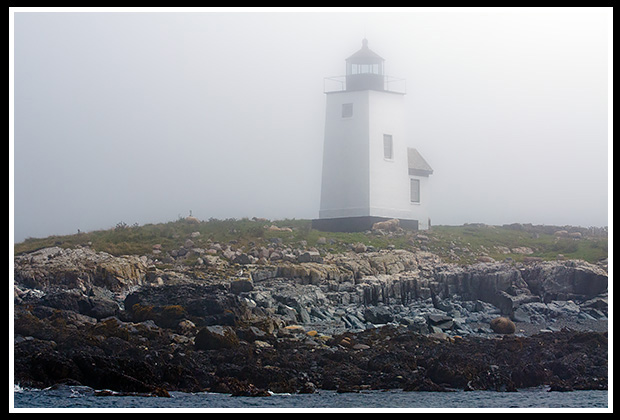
[407,148,433,176]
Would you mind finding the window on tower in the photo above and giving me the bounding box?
[383,134,393,160]
[342,103,353,118]
[350,63,380,75]
[410,178,420,203]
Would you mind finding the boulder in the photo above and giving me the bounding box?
[511,247,534,255]
[230,278,253,294]
[489,317,516,334]
[521,261,608,302]
[353,243,367,253]
[363,306,394,324]
[297,251,323,264]
[222,249,236,260]
[343,313,366,330]
[269,251,283,261]
[403,316,429,334]
[546,300,580,318]
[236,325,269,342]
[184,216,200,224]
[177,319,197,336]
[427,313,454,331]
[298,382,317,394]
[372,219,400,232]
[195,325,239,350]
[83,296,120,320]
[582,295,608,312]
[232,253,252,265]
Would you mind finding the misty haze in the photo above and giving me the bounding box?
[11,10,609,242]
[11,8,611,410]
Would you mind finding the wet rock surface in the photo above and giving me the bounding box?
[13,245,608,397]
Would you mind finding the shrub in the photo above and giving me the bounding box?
[551,239,579,254]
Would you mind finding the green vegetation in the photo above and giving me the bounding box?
[424,224,608,265]
[14,218,607,265]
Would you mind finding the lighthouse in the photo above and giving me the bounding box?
[313,39,433,232]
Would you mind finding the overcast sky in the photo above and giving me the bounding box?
[10,8,611,242]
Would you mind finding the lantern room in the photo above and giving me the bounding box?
[345,38,385,91]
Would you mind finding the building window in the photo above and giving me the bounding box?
[410,178,420,203]
[342,103,353,118]
[383,134,393,159]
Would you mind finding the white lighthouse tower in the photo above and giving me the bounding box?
[313,39,433,232]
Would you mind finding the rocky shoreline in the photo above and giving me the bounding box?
[13,239,608,397]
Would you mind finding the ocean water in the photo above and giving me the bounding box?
[12,385,609,411]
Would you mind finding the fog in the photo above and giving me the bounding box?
[11,9,611,243]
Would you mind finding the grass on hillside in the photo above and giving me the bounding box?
[14,218,608,265]
[425,225,608,265]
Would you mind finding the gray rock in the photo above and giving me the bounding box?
[427,313,452,325]
[84,296,120,320]
[521,260,607,301]
[353,243,367,253]
[269,251,283,261]
[581,307,607,320]
[363,306,394,324]
[343,313,365,330]
[512,307,531,323]
[195,325,239,350]
[14,243,607,342]
[232,253,252,265]
[298,251,323,264]
[582,295,608,313]
[222,249,236,260]
[230,278,253,294]
[297,304,311,324]
[547,300,580,318]
[14,246,147,293]
[404,316,429,334]
[236,325,269,342]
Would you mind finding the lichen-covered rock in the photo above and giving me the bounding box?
[14,246,147,293]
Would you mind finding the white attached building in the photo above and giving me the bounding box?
[313,39,433,232]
